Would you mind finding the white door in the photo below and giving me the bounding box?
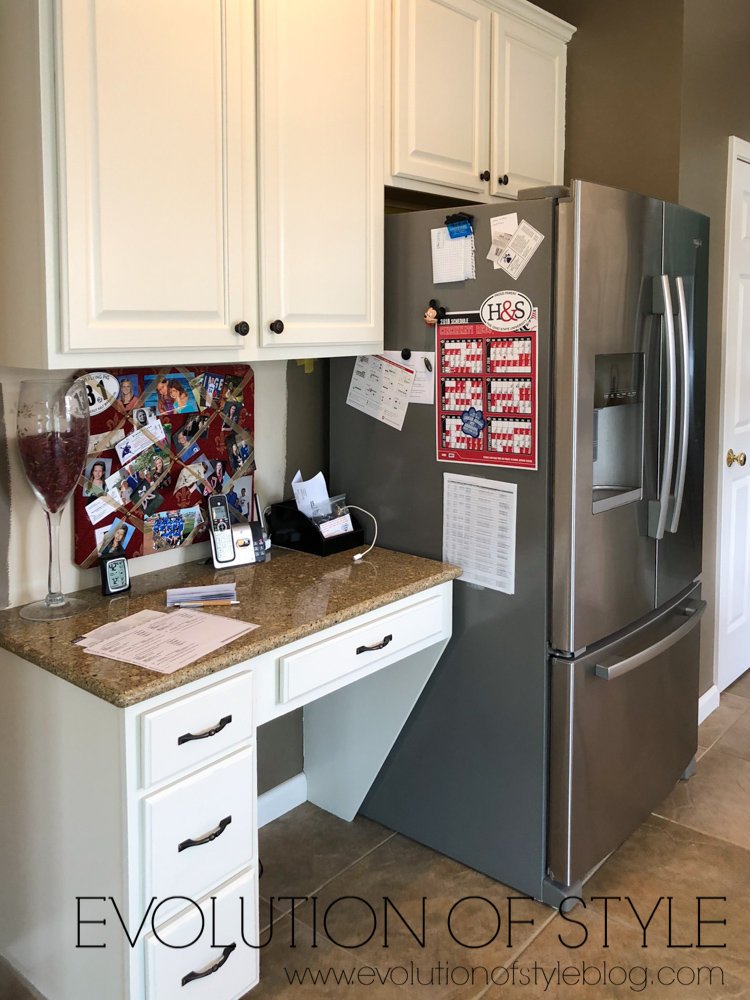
[717,138,750,690]
[392,0,491,194]
[490,11,567,199]
[58,0,255,354]
[256,0,384,351]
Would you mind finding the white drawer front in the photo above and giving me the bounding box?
[279,592,446,703]
[141,671,253,787]
[143,746,255,919]
[145,866,258,1000]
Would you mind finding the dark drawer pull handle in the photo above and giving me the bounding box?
[177,715,232,745]
[178,815,232,853]
[182,942,236,986]
[356,634,393,654]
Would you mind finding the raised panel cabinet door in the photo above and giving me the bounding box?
[256,0,384,349]
[57,0,255,353]
[392,0,490,193]
[490,12,567,199]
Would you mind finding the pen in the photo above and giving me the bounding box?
[172,600,240,608]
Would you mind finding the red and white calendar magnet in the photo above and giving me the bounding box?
[436,306,538,470]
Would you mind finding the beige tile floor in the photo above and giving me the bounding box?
[3,677,750,999]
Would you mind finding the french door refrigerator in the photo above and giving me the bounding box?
[329,181,708,904]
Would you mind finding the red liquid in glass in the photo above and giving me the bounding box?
[19,423,89,512]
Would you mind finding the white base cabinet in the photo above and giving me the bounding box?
[388,0,575,202]
[0,582,453,1000]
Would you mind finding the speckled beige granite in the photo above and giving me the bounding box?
[0,547,460,708]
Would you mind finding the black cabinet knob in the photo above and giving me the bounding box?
[498,174,509,186]
[270,319,284,334]
[480,170,491,182]
[234,321,250,336]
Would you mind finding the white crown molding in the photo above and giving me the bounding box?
[482,0,576,42]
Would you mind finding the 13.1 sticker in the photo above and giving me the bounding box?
[81,372,120,416]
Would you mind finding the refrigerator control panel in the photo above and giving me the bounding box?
[437,309,538,470]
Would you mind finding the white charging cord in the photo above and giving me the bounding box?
[346,505,378,561]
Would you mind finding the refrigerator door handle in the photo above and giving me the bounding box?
[650,274,678,540]
[670,276,691,533]
[594,599,706,680]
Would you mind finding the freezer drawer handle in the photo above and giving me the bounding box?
[357,634,393,654]
[177,715,232,745]
[594,600,706,680]
[181,943,236,986]
[178,815,232,853]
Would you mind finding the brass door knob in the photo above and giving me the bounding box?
[727,449,747,467]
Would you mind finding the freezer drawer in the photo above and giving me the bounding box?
[548,584,704,887]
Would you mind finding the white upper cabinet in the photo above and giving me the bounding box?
[392,0,491,193]
[58,0,254,355]
[256,0,384,352]
[490,8,568,198]
[389,0,575,201]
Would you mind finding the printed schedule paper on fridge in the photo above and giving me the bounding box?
[443,473,517,594]
[436,305,538,469]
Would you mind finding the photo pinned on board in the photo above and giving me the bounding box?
[143,506,203,554]
[105,446,162,513]
[117,375,139,412]
[221,398,242,431]
[150,451,171,489]
[173,425,201,462]
[224,474,254,522]
[143,372,198,415]
[207,458,230,494]
[83,458,112,497]
[225,432,244,473]
[132,406,157,429]
[202,372,225,402]
[188,455,215,496]
[182,412,211,441]
[95,519,136,555]
[220,374,244,407]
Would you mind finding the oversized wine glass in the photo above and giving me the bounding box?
[17,378,90,620]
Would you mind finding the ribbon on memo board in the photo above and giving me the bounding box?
[73,365,255,568]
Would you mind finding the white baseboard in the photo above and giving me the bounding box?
[699,685,720,725]
[257,772,307,828]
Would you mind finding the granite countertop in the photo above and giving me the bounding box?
[0,547,461,708]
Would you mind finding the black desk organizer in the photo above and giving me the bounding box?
[268,500,364,556]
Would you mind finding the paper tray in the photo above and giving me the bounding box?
[268,500,364,556]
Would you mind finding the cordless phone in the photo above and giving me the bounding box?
[208,494,236,564]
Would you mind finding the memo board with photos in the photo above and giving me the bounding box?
[73,365,255,568]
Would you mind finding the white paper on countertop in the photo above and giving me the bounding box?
[72,609,166,647]
[292,470,332,518]
[82,608,259,674]
[442,473,517,594]
[380,351,435,405]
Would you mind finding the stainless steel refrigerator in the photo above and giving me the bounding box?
[329,181,708,905]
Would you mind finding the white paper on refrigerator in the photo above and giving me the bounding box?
[495,220,545,280]
[346,355,415,430]
[380,351,435,405]
[430,227,476,284]
[442,473,517,594]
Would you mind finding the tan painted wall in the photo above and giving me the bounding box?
[537,0,684,201]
